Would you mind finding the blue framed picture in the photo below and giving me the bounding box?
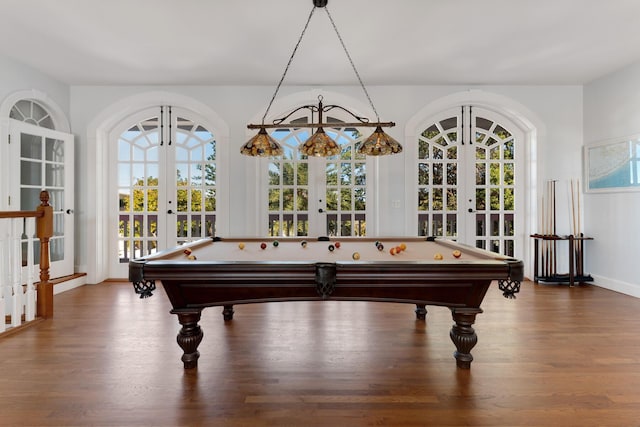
[585,136,640,192]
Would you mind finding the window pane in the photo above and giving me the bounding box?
[325,162,338,185]
[283,189,294,211]
[21,134,42,159]
[418,163,429,185]
[269,189,280,211]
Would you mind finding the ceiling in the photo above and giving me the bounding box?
[2,0,640,87]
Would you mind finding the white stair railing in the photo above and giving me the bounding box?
[0,217,37,331]
[0,190,54,332]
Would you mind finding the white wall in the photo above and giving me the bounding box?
[583,60,640,297]
[0,55,69,116]
[70,84,584,284]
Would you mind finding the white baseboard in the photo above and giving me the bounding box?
[591,274,640,298]
[53,276,88,295]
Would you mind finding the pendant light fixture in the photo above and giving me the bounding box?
[242,0,402,157]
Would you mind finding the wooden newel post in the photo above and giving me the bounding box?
[36,190,54,318]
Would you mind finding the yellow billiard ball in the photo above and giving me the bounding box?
[399,243,407,251]
[352,252,360,260]
[434,253,443,260]
[452,250,461,258]
[238,242,245,250]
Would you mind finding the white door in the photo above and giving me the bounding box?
[415,106,524,257]
[110,107,221,277]
[9,120,74,278]
[264,120,369,237]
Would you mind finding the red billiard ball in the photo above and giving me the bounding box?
[334,241,341,249]
[390,247,397,255]
[260,242,267,250]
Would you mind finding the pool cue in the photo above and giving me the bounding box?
[545,180,551,277]
[553,179,558,276]
[570,179,578,280]
[540,191,547,276]
[577,179,583,276]
[570,179,576,237]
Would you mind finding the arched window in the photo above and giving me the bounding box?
[413,106,524,257]
[111,106,223,277]
[10,99,55,129]
[265,115,368,237]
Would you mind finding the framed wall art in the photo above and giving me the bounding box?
[584,135,640,192]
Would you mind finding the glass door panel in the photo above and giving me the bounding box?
[415,106,522,257]
[266,119,368,237]
[112,108,219,277]
[13,122,74,278]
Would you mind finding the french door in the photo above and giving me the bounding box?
[415,106,523,257]
[110,107,220,277]
[265,122,368,237]
[9,120,75,278]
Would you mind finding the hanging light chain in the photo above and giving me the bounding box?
[261,6,317,124]
[324,6,380,122]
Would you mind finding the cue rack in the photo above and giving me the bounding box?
[530,179,593,287]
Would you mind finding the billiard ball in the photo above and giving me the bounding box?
[395,246,402,253]
[399,243,407,251]
[260,242,267,250]
[390,247,397,255]
[334,241,341,249]
[183,248,192,255]
[328,244,335,252]
[434,253,443,260]
[352,252,360,260]
[452,250,462,258]
[273,240,279,247]
[301,240,308,248]
[238,242,245,250]
[377,243,384,251]
[187,255,197,260]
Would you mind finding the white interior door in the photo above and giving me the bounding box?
[10,120,74,278]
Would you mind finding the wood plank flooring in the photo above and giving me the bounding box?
[1,281,639,426]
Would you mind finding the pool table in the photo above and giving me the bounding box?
[129,236,523,369]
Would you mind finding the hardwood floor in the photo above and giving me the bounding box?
[1,281,639,426]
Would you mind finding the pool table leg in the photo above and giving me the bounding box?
[222,305,235,321]
[170,308,204,369]
[415,304,427,320]
[449,308,483,369]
